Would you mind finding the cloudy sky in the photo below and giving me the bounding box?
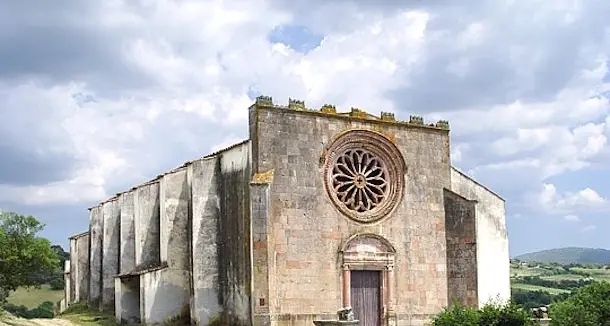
[0,0,608,256]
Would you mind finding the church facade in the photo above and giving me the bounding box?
[64,96,510,326]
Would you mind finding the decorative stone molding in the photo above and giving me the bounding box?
[340,233,396,321]
[341,233,396,268]
[323,130,405,224]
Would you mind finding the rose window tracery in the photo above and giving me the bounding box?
[332,149,388,212]
[323,130,405,223]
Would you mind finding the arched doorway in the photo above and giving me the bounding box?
[341,234,396,326]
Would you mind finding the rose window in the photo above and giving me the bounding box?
[323,130,405,223]
[332,149,388,213]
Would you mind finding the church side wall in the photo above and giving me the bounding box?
[191,156,222,325]
[89,206,103,309]
[102,199,120,311]
[449,168,510,307]
[69,238,77,303]
[64,260,71,307]
[76,233,90,302]
[217,142,252,326]
[251,105,451,325]
[119,191,136,274]
[135,182,161,270]
[140,168,191,325]
[443,189,478,307]
[68,232,90,304]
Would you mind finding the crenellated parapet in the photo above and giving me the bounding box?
[288,98,306,110]
[253,95,450,131]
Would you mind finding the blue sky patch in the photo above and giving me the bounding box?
[268,24,323,54]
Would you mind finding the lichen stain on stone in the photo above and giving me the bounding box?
[251,169,274,184]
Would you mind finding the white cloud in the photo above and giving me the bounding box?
[0,0,609,210]
[581,225,597,233]
[564,214,581,222]
[485,122,608,179]
[538,183,607,214]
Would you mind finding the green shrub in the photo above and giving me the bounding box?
[3,303,28,317]
[432,301,533,326]
[550,281,610,326]
[2,301,55,319]
[432,304,479,326]
[48,277,65,291]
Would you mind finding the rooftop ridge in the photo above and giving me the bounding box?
[253,95,450,131]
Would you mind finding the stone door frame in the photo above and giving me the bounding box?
[340,233,396,323]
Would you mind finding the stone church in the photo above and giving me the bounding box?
[63,96,510,326]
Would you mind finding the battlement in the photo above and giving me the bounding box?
[253,95,450,131]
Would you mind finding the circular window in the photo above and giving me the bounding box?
[324,130,405,223]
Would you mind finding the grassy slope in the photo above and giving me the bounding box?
[511,283,570,294]
[514,247,610,265]
[6,285,64,309]
[510,261,610,295]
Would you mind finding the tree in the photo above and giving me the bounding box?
[51,245,69,267]
[0,212,59,303]
[550,281,610,326]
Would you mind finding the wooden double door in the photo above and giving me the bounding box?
[350,270,382,326]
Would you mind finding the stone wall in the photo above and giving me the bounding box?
[76,233,90,303]
[443,189,478,307]
[89,206,103,309]
[138,167,192,325]
[119,191,136,274]
[69,240,75,303]
[250,102,452,325]
[102,199,120,310]
[64,260,71,306]
[450,167,510,306]
[217,142,252,325]
[135,182,161,270]
[190,156,222,325]
[68,231,90,305]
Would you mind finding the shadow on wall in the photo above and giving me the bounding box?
[143,173,191,325]
[217,167,252,326]
[138,190,161,271]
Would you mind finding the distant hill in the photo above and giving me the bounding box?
[514,247,610,265]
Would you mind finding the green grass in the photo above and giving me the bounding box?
[6,284,64,309]
[59,304,117,326]
[59,304,185,326]
[511,283,571,295]
[541,274,586,281]
[510,266,551,277]
[571,267,610,280]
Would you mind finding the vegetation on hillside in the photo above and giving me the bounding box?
[515,247,610,265]
[510,258,610,311]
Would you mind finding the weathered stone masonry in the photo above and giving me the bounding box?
[65,96,510,326]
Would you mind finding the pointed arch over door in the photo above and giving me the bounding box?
[340,233,396,326]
